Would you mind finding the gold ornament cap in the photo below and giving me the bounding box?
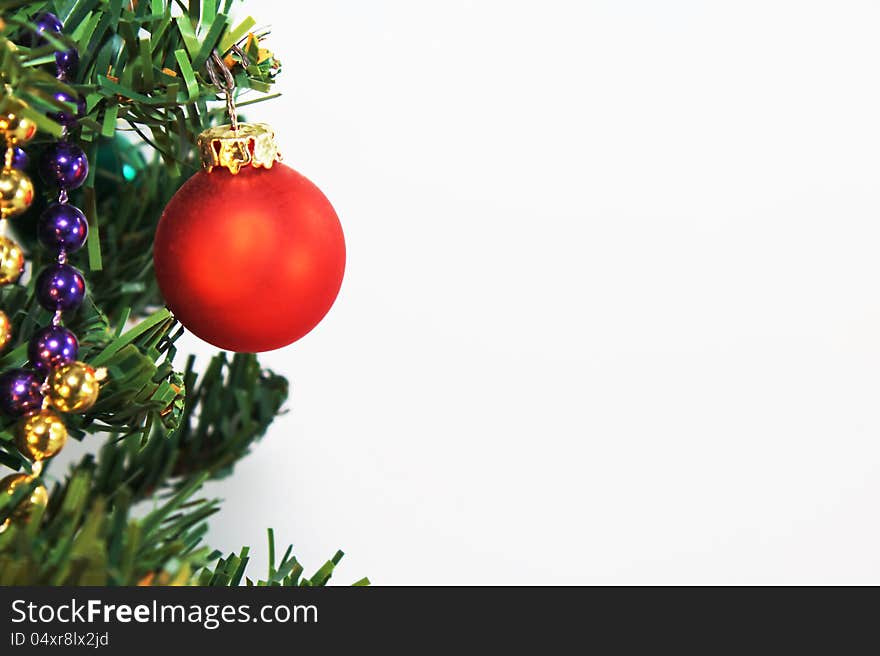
[197,123,281,174]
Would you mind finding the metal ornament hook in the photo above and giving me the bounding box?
[206,47,251,132]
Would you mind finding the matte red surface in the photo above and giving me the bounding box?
[153,164,346,352]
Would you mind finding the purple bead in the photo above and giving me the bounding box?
[35,12,63,34]
[47,90,86,127]
[0,369,43,417]
[10,146,28,170]
[36,264,85,311]
[21,12,63,47]
[55,49,79,79]
[38,203,89,252]
[40,142,89,190]
[28,326,78,374]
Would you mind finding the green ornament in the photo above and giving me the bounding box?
[94,135,148,194]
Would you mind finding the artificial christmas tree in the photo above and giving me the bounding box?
[0,0,363,586]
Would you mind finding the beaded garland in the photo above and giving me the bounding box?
[0,12,103,529]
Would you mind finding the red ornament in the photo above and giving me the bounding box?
[153,139,345,352]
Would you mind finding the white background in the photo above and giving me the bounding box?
[114,1,880,583]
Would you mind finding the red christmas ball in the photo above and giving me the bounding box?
[153,163,345,352]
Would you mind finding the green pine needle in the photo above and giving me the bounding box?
[0,1,363,586]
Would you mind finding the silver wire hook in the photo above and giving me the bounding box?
[206,49,248,131]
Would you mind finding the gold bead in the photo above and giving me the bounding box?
[0,310,11,350]
[10,116,35,144]
[0,235,24,285]
[15,410,68,461]
[0,168,34,219]
[0,110,37,144]
[0,473,48,522]
[47,361,101,413]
